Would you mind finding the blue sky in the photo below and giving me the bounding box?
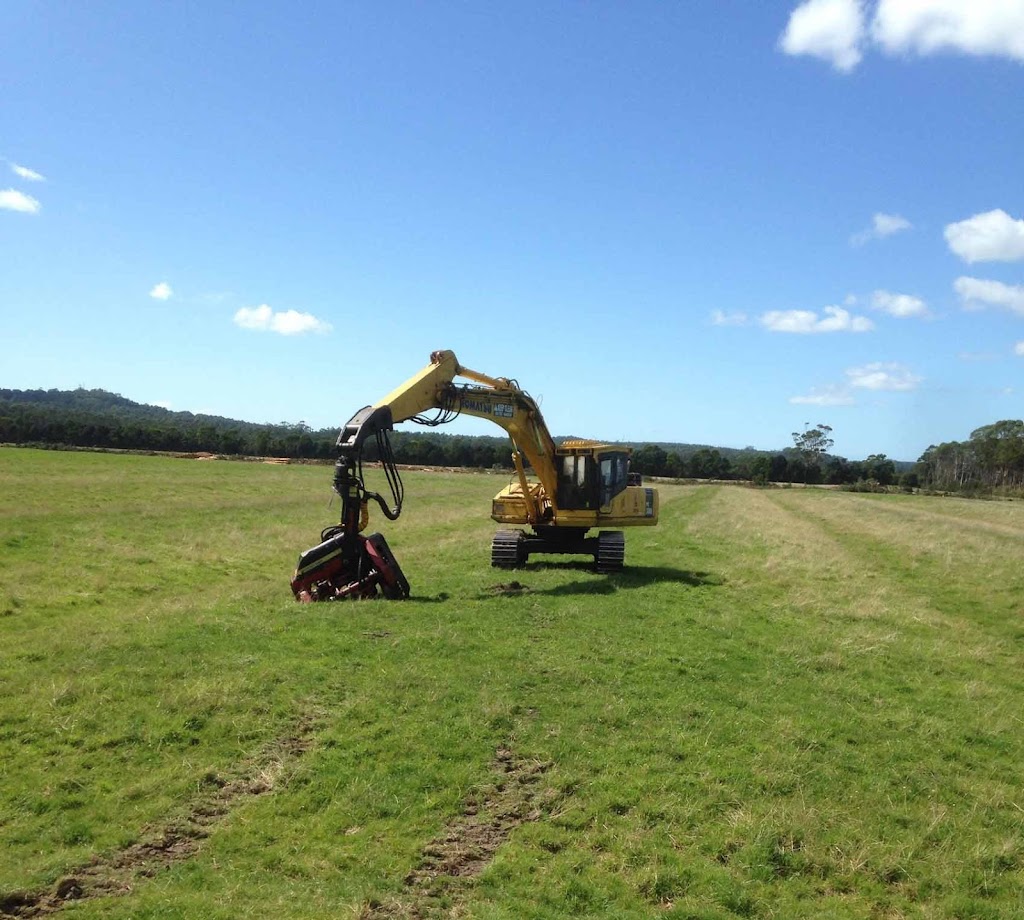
[2,1,1023,461]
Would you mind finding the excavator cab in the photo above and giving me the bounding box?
[556,448,631,512]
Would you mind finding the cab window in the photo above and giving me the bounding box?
[599,452,630,509]
[557,454,596,510]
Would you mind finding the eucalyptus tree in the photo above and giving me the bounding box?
[791,423,834,483]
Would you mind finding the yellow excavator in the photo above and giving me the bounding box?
[290,350,659,601]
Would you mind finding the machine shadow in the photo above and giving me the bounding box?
[476,563,722,598]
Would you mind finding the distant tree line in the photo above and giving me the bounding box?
[0,388,331,458]
[915,421,1024,494]
[0,388,904,482]
[628,443,901,487]
[0,389,518,467]
[3,389,1020,494]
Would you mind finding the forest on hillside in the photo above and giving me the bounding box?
[2,387,1021,495]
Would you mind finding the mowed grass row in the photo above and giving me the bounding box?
[1,448,1023,918]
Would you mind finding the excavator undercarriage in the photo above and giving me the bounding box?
[490,528,626,573]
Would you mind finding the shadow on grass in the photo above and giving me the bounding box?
[475,564,722,598]
[617,565,722,589]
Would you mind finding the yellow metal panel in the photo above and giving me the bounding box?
[373,350,460,423]
[600,486,659,526]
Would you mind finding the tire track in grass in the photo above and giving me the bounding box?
[656,490,935,903]
[764,491,1024,821]
[771,490,1024,641]
[770,489,1010,555]
[690,487,985,694]
[692,487,932,626]
[869,492,1024,531]
[751,489,1024,693]
[837,492,1024,547]
[765,490,1024,797]
[359,747,560,919]
[0,710,323,918]
[693,488,1024,910]
[727,488,1004,633]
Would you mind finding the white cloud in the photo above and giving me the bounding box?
[1014,342,1024,357]
[11,163,45,182]
[872,0,1024,61]
[873,212,911,236]
[779,0,866,72]
[781,0,1024,69]
[271,309,332,335]
[871,289,929,317]
[954,276,1024,315]
[851,211,912,246]
[149,281,173,301]
[945,209,1024,263]
[761,305,874,333]
[846,361,922,391]
[0,189,41,214]
[792,360,921,405]
[710,309,748,326]
[233,304,332,336]
[789,386,857,406]
[235,305,274,330]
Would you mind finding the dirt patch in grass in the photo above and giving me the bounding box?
[0,712,321,918]
[488,581,530,595]
[408,747,554,881]
[361,747,558,918]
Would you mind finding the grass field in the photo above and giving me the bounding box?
[2,447,1023,919]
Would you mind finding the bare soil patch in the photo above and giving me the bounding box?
[0,712,321,918]
[360,747,558,918]
[488,581,530,595]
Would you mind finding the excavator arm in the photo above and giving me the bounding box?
[351,350,560,523]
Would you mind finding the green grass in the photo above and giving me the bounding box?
[2,448,1023,918]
